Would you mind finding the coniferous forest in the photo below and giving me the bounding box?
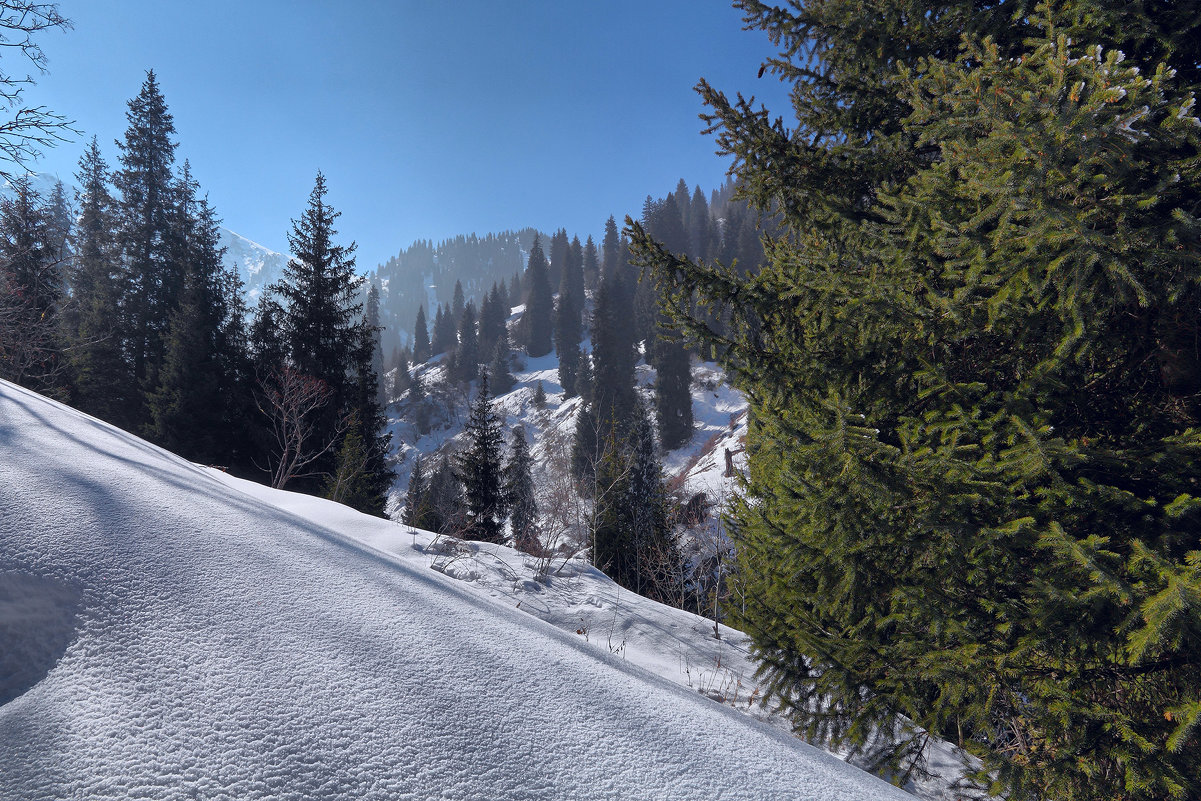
[2,3,1199,800]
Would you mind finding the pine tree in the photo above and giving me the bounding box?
[412,304,430,363]
[688,186,711,261]
[555,289,581,398]
[365,282,386,406]
[456,369,505,543]
[427,452,465,535]
[564,235,585,313]
[654,338,693,450]
[532,380,546,410]
[146,165,228,462]
[0,176,65,394]
[520,234,553,357]
[272,171,366,485]
[629,4,1201,799]
[503,424,538,553]
[453,301,479,382]
[402,454,432,529]
[583,235,599,292]
[548,228,568,291]
[67,136,132,424]
[488,332,515,395]
[601,216,620,280]
[431,303,455,356]
[113,70,180,403]
[478,282,506,358]
[451,279,465,325]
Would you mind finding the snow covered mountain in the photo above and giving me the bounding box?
[0,378,917,801]
[217,227,290,304]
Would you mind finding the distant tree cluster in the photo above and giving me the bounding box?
[0,71,394,516]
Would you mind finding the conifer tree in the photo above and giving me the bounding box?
[453,301,478,382]
[0,176,65,394]
[548,228,568,291]
[554,286,582,398]
[503,424,538,553]
[451,279,464,325]
[583,235,599,292]
[456,369,504,543]
[478,282,506,358]
[601,216,620,280]
[412,304,430,364]
[654,338,692,450]
[146,165,229,462]
[113,70,180,402]
[564,235,585,313]
[426,452,465,535]
[688,186,711,261]
[67,136,132,424]
[365,282,386,406]
[432,303,455,356]
[488,333,515,395]
[532,380,546,410]
[520,234,553,357]
[630,4,1201,799]
[402,454,432,529]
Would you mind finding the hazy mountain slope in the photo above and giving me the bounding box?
[0,379,913,801]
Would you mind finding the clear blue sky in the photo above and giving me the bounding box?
[26,1,790,269]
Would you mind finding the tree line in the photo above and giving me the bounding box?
[0,71,394,515]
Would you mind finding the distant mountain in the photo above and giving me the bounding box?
[217,228,290,305]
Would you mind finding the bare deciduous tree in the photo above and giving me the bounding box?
[256,366,345,490]
[0,2,77,181]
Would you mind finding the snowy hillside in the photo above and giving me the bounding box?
[0,379,916,801]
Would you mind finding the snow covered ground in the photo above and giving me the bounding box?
[0,379,916,800]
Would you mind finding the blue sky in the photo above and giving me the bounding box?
[26,1,791,269]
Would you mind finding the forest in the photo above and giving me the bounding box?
[2,2,1199,800]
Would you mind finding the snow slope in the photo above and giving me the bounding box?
[0,379,913,801]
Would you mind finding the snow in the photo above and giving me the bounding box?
[0,379,914,800]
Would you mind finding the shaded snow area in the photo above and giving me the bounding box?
[0,380,914,801]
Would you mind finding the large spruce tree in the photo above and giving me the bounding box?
[629,4,1201,799]
[113,70,180,404]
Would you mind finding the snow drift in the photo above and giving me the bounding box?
[0,379,911,800]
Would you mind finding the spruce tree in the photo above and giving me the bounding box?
[0,176,65,394]
[555,289,581,398]
[654,341,692,450]
[532,380,546,410]
[427,453,465,535]
[432,303,455,356]
[113,70,180,402]
[478,282,506,358]
[520,234,553,357]
[548,228,568,291]
[503,424,538,554]
[456,369,505,543]
[412,304,430,364]
[403,454,432,529]
[453,301,479,382]
[630,4,1201,799]
[582,235,599,292]
[146,166,229,462]
[488,333,515,395]
[451,279,464,325]
[601,216,620,280]
[68,136,132,424]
